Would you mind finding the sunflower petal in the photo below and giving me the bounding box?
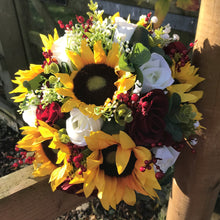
[61,98,76,112]
[93,41,106,64]
[116,146,131,175]
[81,39,95,64]
[119,131,136,150]
[106,43,119,68]
[123,187,136,206]
[54,73,73,89]
[85,131,117,151]
[66,50,84,70]
[56,88,75,98]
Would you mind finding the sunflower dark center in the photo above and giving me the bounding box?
[42,140,58,165]
[73,64,118,106]
[100,144,137,177]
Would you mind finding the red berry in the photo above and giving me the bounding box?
[58,20,63,24]
[74,162,81,168]
[18,159,23,165]
[155,171,165,179]
[78,170,83,175]
[139,166,146,172]
[131,94,139,102]
[15,146,20,152]
[12,162,18,168]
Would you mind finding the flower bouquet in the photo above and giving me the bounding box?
[11,0,204,210]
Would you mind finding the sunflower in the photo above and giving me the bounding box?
[17,120,71,178]
[10,64,44,102]
[167,62,205,103]
[70,130,161,210]
[55,39,136,119]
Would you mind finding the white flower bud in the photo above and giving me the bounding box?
[173,34,180,41]
[151,16,158,24]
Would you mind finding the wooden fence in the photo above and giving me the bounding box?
[0,0,220,219]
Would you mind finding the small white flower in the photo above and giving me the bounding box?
[114,17,137,43]
[163,24,171,34]
[66,108,103,146]
[140,53,174,93]
[173,34,180,41]
[151,16,158,24]
[51,34,73,71]
[139,15,147,21]
[22,105,37,127]
[152,146,180,173]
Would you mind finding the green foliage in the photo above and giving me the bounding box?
[165,93,196,141]
[129,26,150,48]
[101,119,125,135]
[23,74,44,91]
[114,104,133,126]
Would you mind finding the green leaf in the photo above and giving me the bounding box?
[24,75,44,91]
[154,0,172,28]
[119,53,135,72]
[134,67,144,85]
[151,46,165,57]
[130,43,151,67]
[165,121,183,142]
[60,62,71,74]
[168,93,181,115]
[101,119,124,135]
[129,26,150,48]
[176,0,200,11]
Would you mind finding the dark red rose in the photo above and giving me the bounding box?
[164,41,188,56]
[126,89,173,146]
[36,102,64,126]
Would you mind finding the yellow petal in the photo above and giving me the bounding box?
[83,170,96,198]
[69,171,85,184]
[116,146,131,175]
[11,93,26,102]
[190,104,203,121]
[95,169,105,198]
[85,131,117,151]
[87,151,103,170]
[133,146,152,162]
[61,98,76,112]
[56,151,66,164]
[188,91,203,103]
[80,39,95,65]
[66,50,84,70]
[115,179,125,204]
[119,131,136,150]
[55,88,75,98]
[53,28,59,41]
[111,12,120,24]
[123,187,136,206]
[106,43,119,68]
[54,73,73,89]
[93,41,106,64]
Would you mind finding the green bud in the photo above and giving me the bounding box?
[49,76,57,84]
[50,63,59,74]
[60,134,70,144]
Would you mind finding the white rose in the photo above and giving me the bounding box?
[66,108,103,146]
[140,53,174,93]
[22,105,37,127]
[114,17,137,43]
[51,34,73,71]
[152,146,180,173]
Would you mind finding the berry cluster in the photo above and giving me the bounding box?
[42,49,58,68]
[7,146,35,169]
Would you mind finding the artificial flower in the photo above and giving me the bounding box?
[113,17,137,42]
[36,102,64,126]
[10,64,44,102]
[22,105,37,127]
[55,39,136,119]
[151,146,180,173]
[66,108,103,146]
[51,34,73,70]
[126,89,173,146]
[140,53,174,93]
[70,131,161,210]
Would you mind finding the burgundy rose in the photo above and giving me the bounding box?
[36,102,64,126]
[164,41,188,56]
[126,89,172,146]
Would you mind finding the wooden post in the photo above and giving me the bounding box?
[166,0,220,219]
[0,166,91,220]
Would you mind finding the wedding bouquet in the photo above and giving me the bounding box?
[11,0,204,210]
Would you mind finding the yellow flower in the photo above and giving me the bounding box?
[167,62,205,103]
[40,28,59,52]
[17,120,70,178]
[10,64,44,102]
[55,39,136,119]
[171,62,205,91]
[70,131,161,210]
